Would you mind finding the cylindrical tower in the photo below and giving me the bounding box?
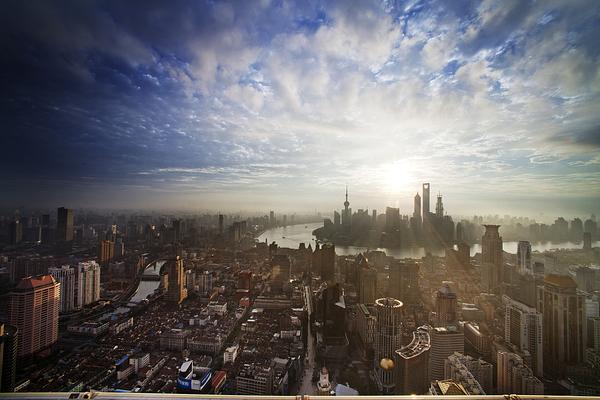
[374,297,403,394]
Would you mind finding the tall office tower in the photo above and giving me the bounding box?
[517,241,532,275]
[413,193,422,220]
[342,186,351,229]
[166,256,187,304]
[503,295,543,376]
[218,214,224,234]
[49,265,77,313]
[98,239,115,263]
[389,261,420,306]
[359,265,377,304]
[497,352,544,394]
[78,261,101,306]
[584,232,592,250]
[8,275,59,357]
[373,298,403,394]
[8,220,23,245]
[435,284,457,326]
[481,225,503,292]
[0,324,18,392]
[356,304,377,356]
[435,194,444,218]
[444,352,492,395]
[333,211,341,225]
[319,243,336,283]
[538,274,586,377]
[428,326,464,381]
[56,207,74,242]
[316,283,346,342]
[269,211,275,227]
[395,326,430,394]
[270,254,290,292]
[422,183,430,220]
[372,209,377,225]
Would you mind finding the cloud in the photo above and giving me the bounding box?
[0,0,599,215]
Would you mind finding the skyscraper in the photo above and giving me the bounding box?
[8,220,22,245]
[8,275,60,357]
[395,325,430,394]
[517,241,532,275]
[166,256,187,304]
[481,225,503,292]
[538,274,586,377]
[358,264,377,304]
[389,261,420,306]
[0,323,18,392]
[504,295,543,377]
[413,193,421,220]
[497,351,544,394]
[435,194,444,218]
[428,325,464,382]
[422,183,430,220]
[373,297,403,394]
[218,214,224,234]
[435,284,457,326]
[49,265,77,313]
[56,207,74,242]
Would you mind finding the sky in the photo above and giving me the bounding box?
[1,0,599,217]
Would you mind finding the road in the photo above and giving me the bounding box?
[298,285,317,396]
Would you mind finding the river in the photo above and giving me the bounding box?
[129,260,165,303]
[257,223,598,259]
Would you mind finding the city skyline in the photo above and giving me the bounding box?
[2,1,600,215]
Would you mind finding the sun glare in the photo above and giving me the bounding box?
[382,161,414,194]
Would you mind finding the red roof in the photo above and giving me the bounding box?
[16,275,57,290]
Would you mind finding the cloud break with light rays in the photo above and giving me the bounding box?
[1,0,599,216]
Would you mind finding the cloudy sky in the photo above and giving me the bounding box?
[1,0,599,217]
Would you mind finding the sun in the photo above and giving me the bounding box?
[382,161,413,194]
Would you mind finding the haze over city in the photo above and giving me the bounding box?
[3,1,600,398]
[1,0,599,216]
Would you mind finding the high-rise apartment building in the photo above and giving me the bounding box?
[7,275,60,357]
[98,239,115,263]
[503,295,543,376]
[444,352,492,395]
[538,274,586,377]
[373,297,403,394]
[497,351,544,394]
[49,265,77,313]
[166,256,187,304]
[78,261,101,306]
[56,207,74,242]
[481,225,503,292]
